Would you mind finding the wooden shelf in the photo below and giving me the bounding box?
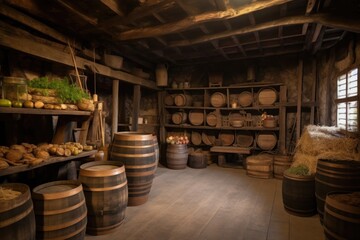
[165,82,283,91]
[0,150,97,177]
[210,146,251,154]
[0,107,92,116]
[164,105,280,110]
[164,124,279,131]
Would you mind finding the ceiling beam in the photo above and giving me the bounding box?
[117,0,293,40]
[214,0,230,11]
[100,0,125,16]
[55,0,98,26]
[168,13,360,47]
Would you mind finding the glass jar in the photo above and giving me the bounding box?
[1,77,28,101]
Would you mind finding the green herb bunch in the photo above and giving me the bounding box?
[28,76,90,103]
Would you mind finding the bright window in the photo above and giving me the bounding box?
[336,68,358,132]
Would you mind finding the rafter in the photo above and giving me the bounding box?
[168,13,360,47]
[117,0,292,40]
[100,0,125,16]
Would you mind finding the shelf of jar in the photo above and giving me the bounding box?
[164,124,279,131]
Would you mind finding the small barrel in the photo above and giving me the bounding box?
[164,94,174,106]
[257,88,277,105]
[273,155,292,179]
[110,132,156,206]
[0,183,36,240]
[191,131,202,146]
[32,180,87,240]
[188,152,207,169]
[324,192,360,240]
[219,131,234,146]
[188,110,204,126]
[238,91,253,107]
[79,161,128,235]
[210,92,226,107]
[172,112,187,124]
[282,170,316,217]
[166,144,188,169]
[263,118,278,128]
[315,159,360,222]
[256,132,277,150]
[236,131,253,147]
[206,112,218,127]
[174,94,192,106]
[246,154,273,179]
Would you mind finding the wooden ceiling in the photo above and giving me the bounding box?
[1,0,360,69]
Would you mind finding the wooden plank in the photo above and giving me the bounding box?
[0,150,96,177]
[118,0,292,40]
[296,59,303,142]
[210,146,251,154]
[0,107,91,116]
[279,85,287,154]
[131,85,141,131]
[0,27,158,89]
[55,0,98,26]
[100,0,125,16]
[310,59,317,124]
[112,80,119,137]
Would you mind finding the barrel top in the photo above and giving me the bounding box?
[0,183,30,211]
[114,132,153,140]
[79,161,125,177]
[32,180,82,200]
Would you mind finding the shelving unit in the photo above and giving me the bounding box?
[159,83,287,156]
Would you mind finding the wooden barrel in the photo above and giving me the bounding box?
[110,132,156,206]
[166,144,188,169]
[191,131,202,146]
[188,110,204,126]
[79,161,128,235]
[258,88,277,105]
[188,152,207,169]
[324,192,360,240]
[153,135,159,171]
[282,170,316,217]
[174,94,192,106]
[172,112,187,124]
[219,131,234,146]
[236,131,253,147]
[238,91,253,107]
[206,112,218,127]
[32,180,87,240]
[246,154,273,179]
[315,159,360,222]
[164,94,174,106]
[0,183,36,240]
[210,92,226,107]
[273,155,292,179]
[256,132,277,150]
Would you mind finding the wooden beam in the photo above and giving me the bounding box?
[214,0,230,11]
[112,80,119,137]
[296,59,303,142]
[100,0,125,16]
[279,85,287,154]
[306,0,318,14]
[0,27,158,89]
[170,14,315,47]
[131,85,141,131]
[55,0,98,26]
[117,0,293,40]
[98,0,176,28]
[169,13,360,48]
[310,59,317,124]
[175,0,201,15]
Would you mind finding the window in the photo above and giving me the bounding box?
[336,67,358,132]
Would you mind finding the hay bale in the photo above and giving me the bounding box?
[296,125,358,156]
[292,152,360,175]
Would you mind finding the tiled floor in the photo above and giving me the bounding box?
[85,164,324,240]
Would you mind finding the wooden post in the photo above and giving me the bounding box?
[310,58,317,124]
[131,85,141,131]
[296,59,303,142]
[279,85,287,154]
[112,79,119,138]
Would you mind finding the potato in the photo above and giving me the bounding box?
[55,147,65,156]
[35,150,50,159]
[64,149,72,157]
[34,101,44,109]
[44,104,55,110]
[23,100,34,108]
[0,159,9,170]
[10,145,27,154]
[6,150,23,162]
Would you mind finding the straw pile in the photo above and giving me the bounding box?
[291,125,360,174]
